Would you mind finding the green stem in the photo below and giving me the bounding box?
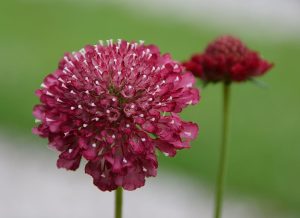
[115,187,123,218]
[214,82,231,218]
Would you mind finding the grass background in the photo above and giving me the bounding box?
[0,0,299,216]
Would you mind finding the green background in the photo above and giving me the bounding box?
[1,0,299,216]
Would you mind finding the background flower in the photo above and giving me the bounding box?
[33,40,199,191]
[183,35,273,83]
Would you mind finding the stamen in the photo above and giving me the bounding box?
[46,91,54,96]
[184,131,192,136]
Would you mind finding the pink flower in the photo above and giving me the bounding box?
[183,35,273,83]
[33,39,200,191]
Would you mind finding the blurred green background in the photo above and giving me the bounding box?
[0,0,299,216]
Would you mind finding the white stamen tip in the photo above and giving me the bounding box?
[78,104,83,109]
[139,114,144,118]
[83,124,88,128]
[68,149,73,153]
[141,138,146,142]
[35,119,41,123]
[92,143,97,148]
[126,124,130,128]
[112,134,116,139]
[41,83,47,88]
[71,106,75,110]
[184,131,192,137]
[46,91,53,96]
[45,118,54,122]
[106,110,110,114]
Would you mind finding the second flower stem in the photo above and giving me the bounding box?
[214,82,231,218]
[115,187,123,218]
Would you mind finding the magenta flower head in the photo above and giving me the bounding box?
[183,35,273,84]
[33,39,200,191]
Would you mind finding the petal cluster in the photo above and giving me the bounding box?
[33,39,200,191]
[183,35,273,83]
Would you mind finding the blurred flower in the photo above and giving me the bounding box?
[183,35,273,83]
[33,39,200,191]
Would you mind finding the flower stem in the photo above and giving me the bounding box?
[115,187,123,218]
[214,82,231,218]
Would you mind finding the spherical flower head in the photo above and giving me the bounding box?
[183,35,273,83]
[33,39,200,191]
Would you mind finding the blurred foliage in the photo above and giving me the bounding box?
[0,0,300,216]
